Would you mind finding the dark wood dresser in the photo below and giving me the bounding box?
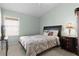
[60,36,77,54]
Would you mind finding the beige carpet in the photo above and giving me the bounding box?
[0,42,77,56]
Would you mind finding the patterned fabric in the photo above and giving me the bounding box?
[19,35,60,56]
[48,32,53,36]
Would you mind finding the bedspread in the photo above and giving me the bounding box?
[19,35,60,56]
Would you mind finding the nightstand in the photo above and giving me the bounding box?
[60,36,77,54]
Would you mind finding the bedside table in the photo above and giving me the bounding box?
[60,36,77,54]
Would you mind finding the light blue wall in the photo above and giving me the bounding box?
[2,9,40,36]
[1,9,40,45]
[40,3,78,37]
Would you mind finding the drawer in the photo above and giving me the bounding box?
[60,36,77,53]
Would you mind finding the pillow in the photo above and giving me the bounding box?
[49,30,59,36]
[43,30,49,36]
[43,32,48,36]
[48,32,53,36]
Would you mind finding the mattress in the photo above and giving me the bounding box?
[19,35,60,56]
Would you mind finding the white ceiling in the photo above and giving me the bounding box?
[0,3,59,17]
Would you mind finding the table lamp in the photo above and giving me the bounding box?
[65,23,74,36]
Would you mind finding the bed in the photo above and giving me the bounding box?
[19,25,62,56]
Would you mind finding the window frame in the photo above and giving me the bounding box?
[4,16,19,36]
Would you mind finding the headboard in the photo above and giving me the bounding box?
[43,25,62,38]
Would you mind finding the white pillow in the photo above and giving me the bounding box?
[49,30,59,36]
[43,32,48,36]
[43,30,49,36]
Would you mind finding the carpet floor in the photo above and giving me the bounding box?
[0,42,77,56]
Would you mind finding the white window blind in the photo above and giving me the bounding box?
[4,16,19,36]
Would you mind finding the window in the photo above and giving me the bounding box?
[4,16,19,36]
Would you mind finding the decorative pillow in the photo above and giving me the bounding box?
[48,32,53,36]
[49,30,59,36]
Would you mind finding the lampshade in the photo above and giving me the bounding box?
[66,23,74,29]
[65,23,75,36]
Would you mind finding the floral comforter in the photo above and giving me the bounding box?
[19,35,60,56]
